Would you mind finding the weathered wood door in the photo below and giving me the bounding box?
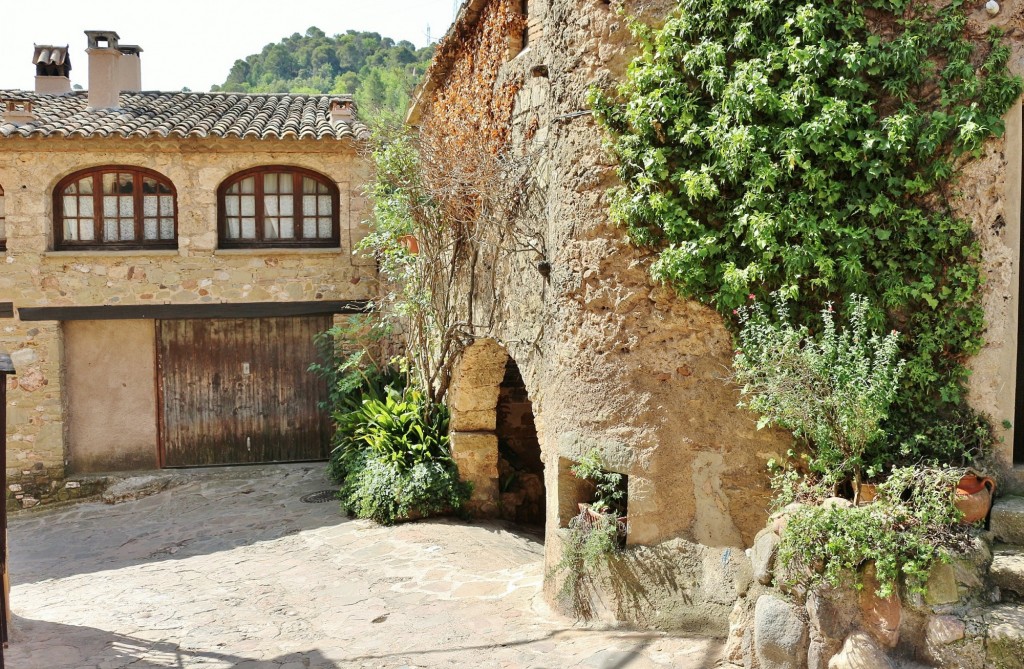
[157,316,331,467]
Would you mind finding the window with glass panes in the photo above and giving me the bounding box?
[218,167,339,248]
[53,167,177,250]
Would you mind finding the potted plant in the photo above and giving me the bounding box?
[954,471,996,524]
[551,449,627,618]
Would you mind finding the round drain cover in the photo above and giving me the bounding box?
[300,489,339,504]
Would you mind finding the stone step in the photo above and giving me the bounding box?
[992,496,1024,544]
[984,603,1024,669]
[991,544,1024,596]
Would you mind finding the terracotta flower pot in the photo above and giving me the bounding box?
[954,473,996,524]
[857,483,878,505]
[577,503,627,539]
[398,234,419,254]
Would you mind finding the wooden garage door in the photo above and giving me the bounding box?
[157,316,332,467]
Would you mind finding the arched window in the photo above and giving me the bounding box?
[218,166,339,248]
[0,184,6,251]
[54,166,177,250]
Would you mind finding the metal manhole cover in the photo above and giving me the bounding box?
[300,489,339,504]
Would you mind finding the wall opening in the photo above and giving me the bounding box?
[520,0,530,51]
[556,455,629,543]
[496,357,545,526]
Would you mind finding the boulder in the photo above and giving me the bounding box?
[102,475,176,504]
[806,634,843,669]
[827,632,894,669]
[859,563,901,648]
[924,563,959,606]
[753,530,781,586]
[925,615,965,647]
[755,594,809,669]
[805,584,858,641]
[725,598,753,665]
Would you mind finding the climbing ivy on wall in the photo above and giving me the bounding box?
[592,0,1022,457]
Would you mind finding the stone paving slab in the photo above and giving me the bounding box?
[5,464,724,668]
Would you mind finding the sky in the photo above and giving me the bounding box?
[0,0,460,92]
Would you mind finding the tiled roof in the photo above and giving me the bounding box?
[0,90,368,141]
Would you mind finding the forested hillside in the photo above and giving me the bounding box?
[211,27,434,116]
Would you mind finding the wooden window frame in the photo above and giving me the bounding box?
[217,166,340,249]
[53,166,178,251]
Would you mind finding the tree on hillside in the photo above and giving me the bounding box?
[211,27,434,117]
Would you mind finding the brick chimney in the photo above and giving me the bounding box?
[85,30,121,109]
[3,98,35,125]
[117,45,143,92]
[32,45,72,95]
[330,99,356,124]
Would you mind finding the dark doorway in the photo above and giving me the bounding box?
[496,358,545,526]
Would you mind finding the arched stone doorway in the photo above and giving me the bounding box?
[448,339,545,528]
[496,358,545,526]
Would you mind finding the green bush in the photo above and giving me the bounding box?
[552,450,627,618]
[734,294,904,492]
[777,466,965,597]
[570,449,627,516]
[311,317,471,524]
[339,453,472,526]
[329,384,470,525]
[349,387,451,471]
[308,317,405,484]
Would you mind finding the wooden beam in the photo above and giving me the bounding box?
[18,300,370,322]
[0,303,12,319]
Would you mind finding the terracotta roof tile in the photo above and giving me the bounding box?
[0,90,368,141]
[32,46,71,69]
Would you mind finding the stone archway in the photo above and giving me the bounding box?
[448,339,545,526]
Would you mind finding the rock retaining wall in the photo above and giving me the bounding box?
[726,505,1023,669]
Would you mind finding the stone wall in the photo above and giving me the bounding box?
[422,0,1024,630]
[422,0,791,631]
[0,136,373,505]
[899,5,1024,490]
[728,503,1023,669]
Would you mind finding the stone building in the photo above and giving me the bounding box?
[407,0,788,632]
[0,30,373,507]
[408,0,1024,637]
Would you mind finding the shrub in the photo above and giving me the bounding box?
[734,294,904,495]
[570,449,627,516]
[309,317,405,484]
[339,453,472,526]
[349,387,451,470]
[312,317,471,525]
[330,384,470,525]
[777,466,965,597]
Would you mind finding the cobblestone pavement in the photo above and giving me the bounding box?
[6,464,724,668]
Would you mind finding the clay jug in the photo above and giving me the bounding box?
[954,473,996,524]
